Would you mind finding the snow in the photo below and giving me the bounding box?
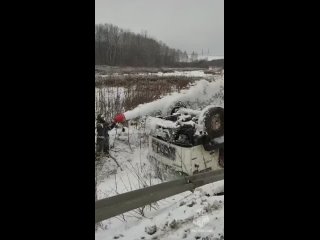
[96,149,224,240]
[124,78,224,120]
[176,108,201,116]
[154,70,213,78]
[95,141,224,240]
[97,70,215,78]
[197,55,224,61]
[95,123,224,240]
[145,116,179,132]
[95,72,224,240]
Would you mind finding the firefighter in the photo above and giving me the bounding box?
[96,114,116,157]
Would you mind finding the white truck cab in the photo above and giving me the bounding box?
[147,105,224,176]
[148,136,223,175]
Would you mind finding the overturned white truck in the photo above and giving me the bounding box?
[113,79,224,176]
[146,104,224,176]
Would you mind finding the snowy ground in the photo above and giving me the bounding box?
[197,56,224,61]
[97,70,217,79]
[95,74,224,240]
[95,127,224,240]
[153,70,214,78]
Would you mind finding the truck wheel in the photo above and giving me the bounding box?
[202,107,224,138]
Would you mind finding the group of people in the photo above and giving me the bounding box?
[95,112,127,158]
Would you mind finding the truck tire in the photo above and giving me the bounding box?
[202,107,224,138]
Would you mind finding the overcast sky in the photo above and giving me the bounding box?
[95,0,224,56]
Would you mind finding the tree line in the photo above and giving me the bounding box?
[95,23,189,67]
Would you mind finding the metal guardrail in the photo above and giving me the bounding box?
[95,169,224,223]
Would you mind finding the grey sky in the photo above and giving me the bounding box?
[95,0,224,56]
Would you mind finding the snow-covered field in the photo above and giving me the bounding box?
[152,70,214,78]
[97,70,217,79]
[95,128,224,240]
[95,71,224,240]
[197,56,224,61]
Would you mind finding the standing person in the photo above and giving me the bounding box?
[96,114,116,157]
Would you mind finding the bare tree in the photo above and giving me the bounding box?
[95,23,182,67]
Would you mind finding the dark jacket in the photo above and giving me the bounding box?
[97,121,116,138]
